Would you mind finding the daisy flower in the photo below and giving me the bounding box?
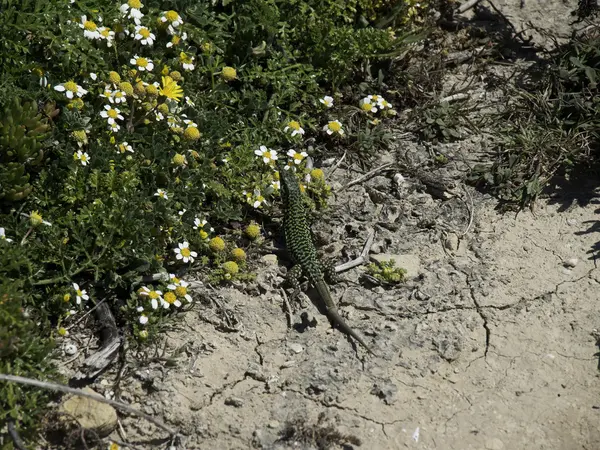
[139,286,162,309]
[284,120,305,137]
[116,142,133,154]
[110,90,127,104]
[98,27,115,46]
[287,149,308,165]
[167,279,192,303]
[120,0,144,23]
[320,95,334,108]
[80,15,100,39]
[134,25,155,46]
[109,122,121,133]
[54,81,87,99]
[162,291,181,308]
[174,241,197,263]
[160,10,183,29]
[360,97,378,113]
[0,227,13,243]
[193,217,207,230]
[323,120,344,135]
[154,189,168,200]
[179,52,195,71]
[130,55,154,71]
[252,191,265,209]
[100,105,124,125]
[72,283,89,304]
[254,145,278,164]
[73,150,90,166]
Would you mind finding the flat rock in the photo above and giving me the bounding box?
[59,387,117,437]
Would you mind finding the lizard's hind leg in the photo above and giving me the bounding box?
[285,264,305,307]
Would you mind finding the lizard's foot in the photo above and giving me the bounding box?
[321,259,341,285]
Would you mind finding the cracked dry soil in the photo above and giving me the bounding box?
[73,2,600,449]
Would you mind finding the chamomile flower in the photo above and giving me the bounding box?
[73,150,90,166]
[360,97,378,113]
[174,241,197,263]
[368,94,384,105]
[89,73,98,81]
[323,120,344,135]
[137,307,148,325]
[154,189,168,200]
[160,10,183,29]
[320,95,334,108]
[184,96,194,106]
[109,122,121,132]
[287,149,308,165]
[0,228,13,243]
[193,217,207,230]
[72,283,89,304]
[380,99,393,109]
[254,146,278,164]
[166,32,187,48]
[54,81,87,99]
[109,90,127,104]
[80,15,100,39]
[98,27,115,46]
[271,180,281,190]
[252,191,265,209]
[284,120,305,137]
[167,279,192,303]
[100,105,124,125]
[130,55,154,71]
[120,0,144,23]
[116,142,133,154]
[162,291,181,308]
[139,286,162,309]
[134,25,155,46]
[179,52,195,71]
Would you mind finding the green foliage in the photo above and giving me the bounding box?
[0,98,51,201]
[366,259,407,284]
[470,28,600,207]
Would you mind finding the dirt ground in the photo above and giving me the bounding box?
[55,1,600,449]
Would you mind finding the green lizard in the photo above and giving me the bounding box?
[278,162,376,355]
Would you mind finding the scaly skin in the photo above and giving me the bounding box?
[278,163,375,355]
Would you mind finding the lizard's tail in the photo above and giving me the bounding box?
[314,280,376,356]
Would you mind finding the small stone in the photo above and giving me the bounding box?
[288,343,304,354]
[280,360,296,369]
[393,173,406,185]
[268,420,280,429]
[566,218,577,226]
[261,254,278,265]
[444,233,459,251]
[224,397,244,407]
[59,388,118,437]
[64,343,77,356]
[564,258,578,268]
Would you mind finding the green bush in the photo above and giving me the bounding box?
[0,0,424,443]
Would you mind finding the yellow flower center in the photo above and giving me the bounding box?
[183,126,200,140]
[164,292,177,304]
[129,0,142,8]
[136,57,148,68]
[80,154,88,163]
[361,102,373,111]
[148,291,159,300]
[165,10,179,22]
[30,211,43,226]
[199,230,208,240]
[264,151,274,160]
[371,95,381,102]
[58,327,68,336]
[172,35,181,45]
[76,289,83,297]
[179,52,192,64]
[64,81,78,92]
[180,248,191,257]
[107,109,118,119]
[293,152,303,161]
[139,28,150,38]
[171,277,180,284]
[175,286,187,297]
[328,121,341,132]
[63,294,71,302]
[118,144,126,153]
[288,121,300,130]
[84,20,97,31]
[101,28,111,38]
[114,91,124,99]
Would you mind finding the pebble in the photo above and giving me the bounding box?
[444,233,460,251]
[288,343,304,354]
[224,397,244,407]
[64,343,77,356]
[564,258,578,268]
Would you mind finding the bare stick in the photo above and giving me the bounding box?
[0,374,178,436]
[7,420,27,450]
[341,163,395,191]
[66,298,107,330]
[335,230,376,273]
[458,185,475,237]
[329,150,347,177]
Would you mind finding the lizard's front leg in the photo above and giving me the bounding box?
[285,264,305,307]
